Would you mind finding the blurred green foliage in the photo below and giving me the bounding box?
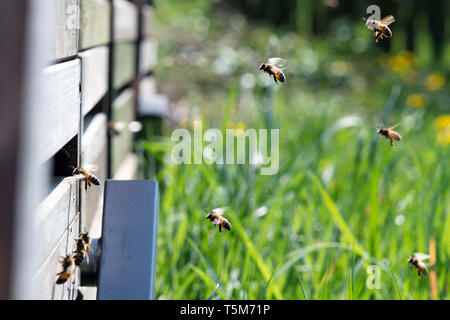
[143,0,450,299]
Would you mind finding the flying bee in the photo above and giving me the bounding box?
[408,253,430,277]
[364,15,395,43]
[56,254,75,284]
[72,166,100,191]
[378,123,402,147]
[108,121,127,136]
[206,207,231,233]
[109,121,143,136]
[259,57,286,84]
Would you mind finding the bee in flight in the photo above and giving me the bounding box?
[72,166,100,191]
[206,207,231,233]
[408,253,430,277]
[364,15,395,43]
[108,121,143,136]
[378,123,402,147]
[259,57,286,84]
[56,254,75,284]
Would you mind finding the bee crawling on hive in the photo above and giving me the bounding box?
[408,253,430,277]
[73,230,92,265]
[364,15,396,43]
[206,207,232,234]
[377,123,402,148]
[258,57,287,84]
[71,165,100,191]
[55,254,75,284]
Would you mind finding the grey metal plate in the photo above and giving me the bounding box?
[97,179,158,300]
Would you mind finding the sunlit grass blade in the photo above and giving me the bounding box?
[208,283,220,300]
[391,270,401,300]
[226,210,283,299]
[261,261,280,299]
[188,265,227,300]
[290,259,308,300]
[308,171,370,261]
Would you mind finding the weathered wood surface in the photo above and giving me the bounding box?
[139,39,157,76]
[33,177,80,300]
[113,0,138,42]
[111,88,135,175]
[33,214,80,300]
[142,4,155,39]
[113,42,136,90]
[79,46,109,115]
[79,0,111,50]
[39,59,81,164]
[51,0,79,61]
[113,153,138,180]
[81,113,108,233]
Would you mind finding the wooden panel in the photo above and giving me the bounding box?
[51,0,79,61]
[113,153,138,180]
[79,46,109,115]
[98,180,158,299]
[111,89,135,175]
[39,59,81,164]
[34,177,78,271]
[113,42,136,90]
[113,0,138,42]
[142,4,154,39]
[139,39,157,76]
[32,214,80,300]
[81,113,108,233]
[33,177,79,299]
[79,0,111,50]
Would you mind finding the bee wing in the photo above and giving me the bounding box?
[380,15,395,26]
[83,164,99,172]
[388,123,400,130]
[211,207,228,216]
[413,253,430,261]
[268,57,287,68]
[364,18,379,30]
[128,121,143,133]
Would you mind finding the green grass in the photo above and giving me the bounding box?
[141,91,449,299]
[141,1,450,300]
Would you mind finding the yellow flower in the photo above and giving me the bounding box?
[235,122,246,131]
[434,115,450,145]
[226,121,247,136]
[436,128,450,144]
[406,94,428,109]
[434,115,450,131]
[387,51,416,75]
[425,72,445,91]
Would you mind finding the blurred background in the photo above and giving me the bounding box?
[0,0,449,300]
[147,0,450,300]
